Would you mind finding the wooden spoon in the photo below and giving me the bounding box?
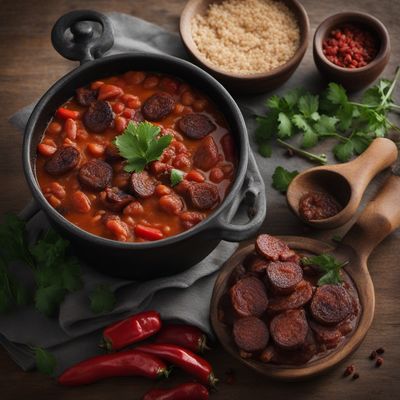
[211,174,400,380]
[287,138,398,229]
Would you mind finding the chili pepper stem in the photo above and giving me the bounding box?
[160,365,174,379]
[208,372,219,388]
[98,338,113,353]
[199,336,211,353]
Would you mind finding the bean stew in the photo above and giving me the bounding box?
[36,71,237,242]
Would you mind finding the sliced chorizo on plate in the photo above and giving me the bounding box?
[177,113,216,139]
[268,280,313,313]
[141,92,175,121]
[243,252,269,274]
[309,320,343,349]
[44,146,80,176]
[256,234,297,262]
[78,160,113,191]
[193,136,219,171]
[129,171,157,199]
[310,284,353,326]
[266,261,303,295]
[270,308,309,350]
[233,316,269,352]
[230,276,268,318]
[82,100,113,133]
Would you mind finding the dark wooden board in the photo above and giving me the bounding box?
[0,0,399,399]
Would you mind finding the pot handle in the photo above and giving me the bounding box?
[51,10,114,64]
[211,152,267,242]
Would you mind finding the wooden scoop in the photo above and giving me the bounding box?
[211,174,400,380]
[287,138,398,229]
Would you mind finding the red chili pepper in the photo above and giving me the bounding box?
[135,224,164,241]
[143,382,209,400]
[155,324,210,353]
[58,350,170,386]
[56,107,80,120]
[135,343,217,387]
[101,311,162,351]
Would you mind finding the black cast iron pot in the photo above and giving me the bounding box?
[23,10,267,280]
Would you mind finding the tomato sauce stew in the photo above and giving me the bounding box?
[36,71,237,242]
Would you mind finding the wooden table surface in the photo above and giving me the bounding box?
[0,0,399,399]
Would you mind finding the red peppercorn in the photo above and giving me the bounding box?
[352,372,360,380]
[369,350,377,360]
[375,357,384,367]
[376,347,385,355]
[343,364,355,377]
[322,23,378,69]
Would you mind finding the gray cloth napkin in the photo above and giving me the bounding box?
[1,12,265,375]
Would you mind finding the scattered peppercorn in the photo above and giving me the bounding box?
[352,372,360,380]
[375,357,384,367]
[376,347,385,355]
[369,350,377,360]
[343,364,355,377]
[322,24,378,69]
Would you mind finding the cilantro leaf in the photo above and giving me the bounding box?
[298,94,319,118]
[326,83,348,105]
[292,115,318,148]
[266,95,281,109]
[170,169,185,186]
[35,285,66,317]
[61,258,82,292]
[258,142,272,158]
[33,347,57,376]
[283,88,304,109]
[351,133,372,155]
[114,122,172,173]
[90,284,116,314]
[314,115,338,136]
[277,112,292,138]
[333,140,354,162]
[301,254,347,286]
[272,166,299,193]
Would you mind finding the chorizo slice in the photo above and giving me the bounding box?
[310,285,352,326]
[141,92,175,121]
[243,252,269,274]
[104,143,123,163]
[78,159,113,191]
[130,171,157,199]
[270,308,309,350]
[230,276,268,317]
[100,187,134,212]
[268,280,313,313]
[256,234,297,262]
[193,136,219,171]
[233,316,269,352]
[82,100,113,133]
[266,261,303,295]
[76,87,98,106]
[309,320,343,349]
[44,146,80,176]
[187,182,219,210]
[177,113,216,139]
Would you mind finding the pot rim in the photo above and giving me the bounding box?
[23,52,249,249]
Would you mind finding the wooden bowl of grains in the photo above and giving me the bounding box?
[180,0,310,94]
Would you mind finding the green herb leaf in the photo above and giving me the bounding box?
[314,115,339,136]
[258,142,272,158]
[326,83,348,105]
[333,140,354,162]
[301,254,346,286]
[170,169,185,186]
[61,258,83,292]
[277,112,292,138]
[114,122,173,173]
[35,285,66,317]
[298,94,319,118]
[33,347,57,376]
[272,166,299,193]
[90,284,116,314]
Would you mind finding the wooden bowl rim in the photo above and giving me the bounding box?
[180,0,310,80]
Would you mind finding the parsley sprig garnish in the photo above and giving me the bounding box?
[256,67,400,163]
[114,121,173,172]
[301,254,349,286]
[271,166,298,193]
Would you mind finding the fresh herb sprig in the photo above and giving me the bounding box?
[31,346,57,376]
[301,254,348,286]
[0,214,84,317]
[114,121,173,172]
[89,284,116,314]
[256,67,400,163]
[272,166,298,193]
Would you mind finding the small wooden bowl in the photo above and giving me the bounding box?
[180,0,310,94]
[313,12,391,91]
